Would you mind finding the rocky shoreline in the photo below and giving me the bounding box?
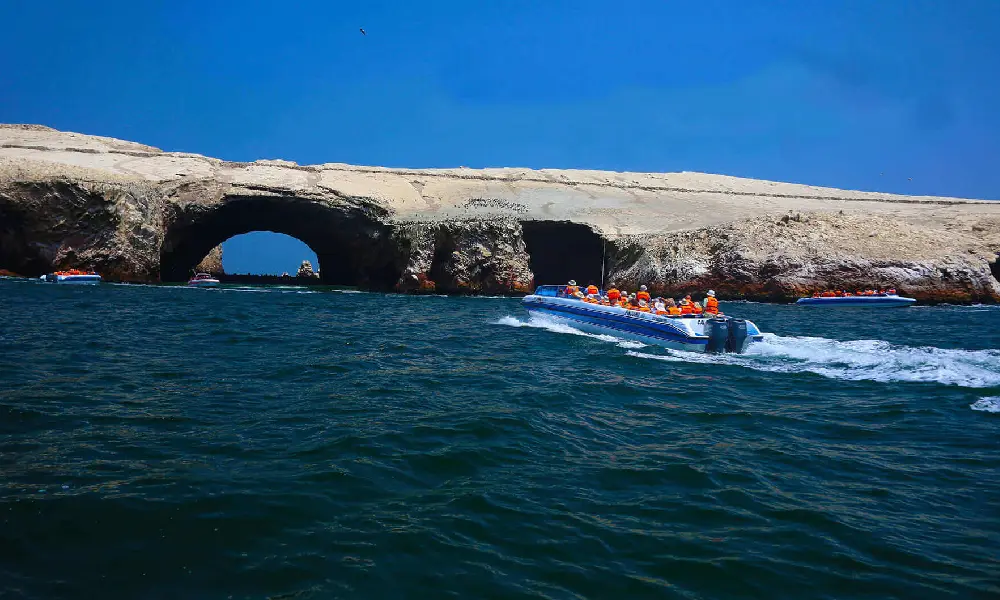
[1,124,999,302]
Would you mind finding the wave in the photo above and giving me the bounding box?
[497,315,1000,388]
[494,315,647,349]
[631,335,1000,388]
[971,397,1000,413]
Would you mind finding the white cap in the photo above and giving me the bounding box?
[707,290,716,297]
[568,280,577,285]
[640,285,648,291]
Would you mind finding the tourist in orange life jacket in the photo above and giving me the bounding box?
[887,288,897,295]
[666,298,682,315]
[691,301,704,316]
[679,297,693,315]
[636,285,651,304]
[653,298,667,315]
[704,290,720,315]
[636,299,651,312]
[618,293,630,308]
[606,285,621,304]
[586,282,599,297]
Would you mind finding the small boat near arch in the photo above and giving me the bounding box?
[187,273,220,288]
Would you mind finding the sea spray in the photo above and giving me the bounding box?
[498,315,1000,388]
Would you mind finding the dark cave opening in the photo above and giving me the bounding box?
[521,220,605,288]
[0,205,49,276]
[990,254,1000,285]
[160,195,403,288]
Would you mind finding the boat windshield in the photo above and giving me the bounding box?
[533,285,564,297]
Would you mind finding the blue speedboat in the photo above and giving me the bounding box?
[522,285,765,353]
[796,294,915,307]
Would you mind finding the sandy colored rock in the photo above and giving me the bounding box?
[1,125,999,301]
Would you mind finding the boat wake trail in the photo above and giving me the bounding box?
[497,315,1000,388]
[630,334,1000,388]
[633,334,1000,388]
[971,397,1000,413]
[494,315,647,349]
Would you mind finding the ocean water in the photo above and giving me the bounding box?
[1,278,998,599]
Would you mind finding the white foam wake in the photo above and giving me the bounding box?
[971,397,1000,413]
[497,315,1000,388]
[630,334,1000,388]
[494,315,647,349]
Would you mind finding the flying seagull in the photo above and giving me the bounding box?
[359,27,366,35]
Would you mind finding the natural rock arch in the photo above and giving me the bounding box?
[159,195,404,287]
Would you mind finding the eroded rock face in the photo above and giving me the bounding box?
[392,219,533,294]
[0,179,163,280]
[609,213,1000,303]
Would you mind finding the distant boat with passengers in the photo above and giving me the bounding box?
[39,269,102,284]
[522,282,765,353]
[796,288,915,307]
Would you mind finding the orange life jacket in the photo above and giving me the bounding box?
[668,306,681,315]
[586,285,599,296]
[680,303,692,315]
[606,288,620,302]
[636,291,651,302]
[618,298,629,308]
[705,297,719,314]
[565,285,579,296]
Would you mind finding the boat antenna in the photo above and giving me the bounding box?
[600,237,606,290]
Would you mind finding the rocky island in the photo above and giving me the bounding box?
[1,124,998,302]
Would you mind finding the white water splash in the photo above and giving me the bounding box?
[498,315,1000,388]
[495,315,647,349]
[971,397,1000,413]
[632,334,1000,388]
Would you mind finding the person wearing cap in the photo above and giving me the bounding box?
[679,295,693,315]
[666,298,681,315]
[704,290,720,315]
[618,292,631,309]
[636,285,651,304]
[564,280,583,299]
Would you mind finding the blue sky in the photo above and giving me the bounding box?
[2,1,998,273]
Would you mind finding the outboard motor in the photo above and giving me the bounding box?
[706,318,730,353]
[726,319,749,353]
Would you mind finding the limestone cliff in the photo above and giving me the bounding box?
[1,124,999,301]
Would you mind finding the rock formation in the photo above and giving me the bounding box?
[1,124,999,301]
[296,259,317,278]
[194,244,223,275]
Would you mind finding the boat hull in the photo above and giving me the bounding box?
[796,296,915,307]
[40,274,102,284]
[522,295,763,353]
[187,279,220,288]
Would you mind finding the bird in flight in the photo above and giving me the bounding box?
[359,27,366,35]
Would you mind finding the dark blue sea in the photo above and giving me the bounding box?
[2,278,998,599]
